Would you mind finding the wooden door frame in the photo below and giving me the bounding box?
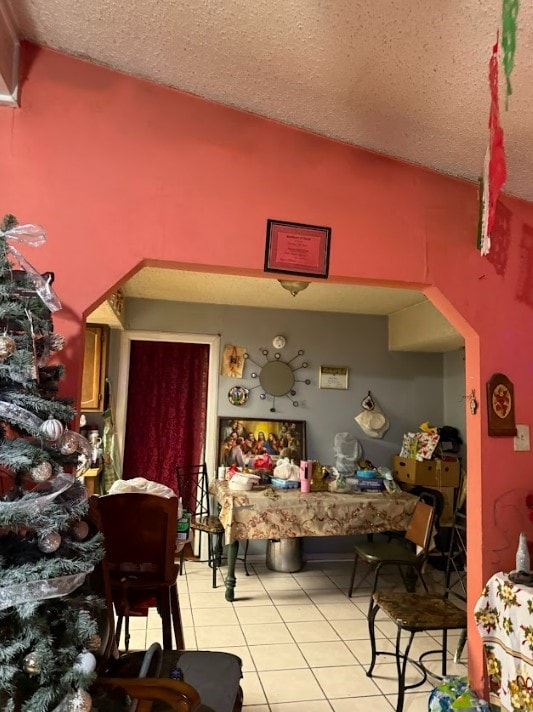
[115,330,220,478]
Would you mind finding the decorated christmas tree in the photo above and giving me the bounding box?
[0,214,103,712]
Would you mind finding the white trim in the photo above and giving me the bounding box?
[0,4,19,106]
[115,330,220,479]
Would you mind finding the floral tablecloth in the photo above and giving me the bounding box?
[209,480,417,545]
[474,572,533,711]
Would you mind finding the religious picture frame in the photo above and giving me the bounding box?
[264,219,331,279]
[486,372,517,436]
[218,417,306,468]
[318,366,349,390]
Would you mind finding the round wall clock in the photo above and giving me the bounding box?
[272,335,286,350]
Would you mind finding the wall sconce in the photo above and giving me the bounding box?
[278,279,310,297]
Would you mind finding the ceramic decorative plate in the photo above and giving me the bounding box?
[228,386,249,406]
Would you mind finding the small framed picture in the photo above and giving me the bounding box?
[319,366,349,390]
[264,219,331,279]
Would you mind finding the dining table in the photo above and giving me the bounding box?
[209,480,418,601]
[474,571,533,711]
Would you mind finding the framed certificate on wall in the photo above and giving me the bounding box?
[319,366,349,390]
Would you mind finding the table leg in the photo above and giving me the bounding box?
[225,540,239,602]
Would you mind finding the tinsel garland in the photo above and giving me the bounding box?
[5,391,76,422]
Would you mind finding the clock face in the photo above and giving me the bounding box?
[272,335,286,350]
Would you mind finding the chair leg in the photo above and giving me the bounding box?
[115,613,123,649]
[366,599,380,676]
[209,533,218,589]
[214,531,224,567]
[170,583,185,650]
[395,627,415,712]
[442,630,448,677]
[159,589,173,651]
[348,553,360,597]
[124,615,130,653]
[242,539,250,576]
[454,629,467,663]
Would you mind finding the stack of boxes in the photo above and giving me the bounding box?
[392,456,461,526]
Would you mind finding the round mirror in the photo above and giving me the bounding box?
[259,360,295,397]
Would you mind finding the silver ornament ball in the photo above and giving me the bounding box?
[23,651,42,675]
[0,334,16,361]
[30,461,53,483]
[38,531,61,553]
[39,415,64,442]
[65,689,92,712]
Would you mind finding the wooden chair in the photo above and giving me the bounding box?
[175,464,249,588]
[348,494,437,602]
[86,552,244,712]
[90,493,184,652]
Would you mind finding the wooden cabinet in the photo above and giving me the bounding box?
[81,325,108,412]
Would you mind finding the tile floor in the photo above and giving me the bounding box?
[120,558,467,712]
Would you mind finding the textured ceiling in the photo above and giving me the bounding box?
[120,267,426,315]
[7,0,533,199]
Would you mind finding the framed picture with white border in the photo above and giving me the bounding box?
[319,366,349,390]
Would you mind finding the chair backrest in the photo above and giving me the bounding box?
[404,497,436,556]
[175,463,209,518]
[90,493,178,584]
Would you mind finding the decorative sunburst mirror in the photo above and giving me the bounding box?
[244,345,310,412]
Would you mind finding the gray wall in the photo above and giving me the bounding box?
[443,348,466,459]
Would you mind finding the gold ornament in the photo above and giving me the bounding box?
[72,520,89,541]
[59,429,78,455]
[0,334,16,361]
[23,651,41,675]
[39,415,64,442]
[38,531,61,553]
[30,461,53,483]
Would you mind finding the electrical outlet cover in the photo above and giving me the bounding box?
[514,424,530,452]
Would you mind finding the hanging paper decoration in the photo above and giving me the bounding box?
[479,34,507,256]
[501,0,520,106]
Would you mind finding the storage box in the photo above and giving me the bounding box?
[392,456,460,488]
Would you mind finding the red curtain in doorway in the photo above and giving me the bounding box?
[122,340,209,493]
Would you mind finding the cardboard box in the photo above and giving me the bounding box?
[401,483,456,526]
[392,456,460,488]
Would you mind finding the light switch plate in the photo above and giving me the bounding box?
[514,424,530,451]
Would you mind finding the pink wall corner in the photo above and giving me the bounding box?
[2,43,533,691]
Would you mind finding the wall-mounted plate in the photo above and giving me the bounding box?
[228,385,250,406]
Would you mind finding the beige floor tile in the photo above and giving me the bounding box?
[209,646,255,672]
[308,591,351,606]
[375,620,403,638]
[242,706,270,711]
[120,628,146,651]
[124,616,149,630]
[249,642,308,671]
[297,576,339,591]
[236,606,283,625]
[242,623,293,645]
[277,604,324,622]
[193,605,239,626]
[270,701,333,712]
[262,577,303,590]
[240,671,267,705]
[233,591,275,607]
[145,628,163,647]
[178,593,191,608]
[179,608,194,627]
[286,620,339,643]
[298,640,357,668]
[188,577,222,592]
[226,578,266,591]
[191,591,230,608]
[369,661,432,695]
[269,590,313,605]
[330,695,393,711]
[259,668,325,703]
[314,664,381,699]
[330,618,377,640]
[389,692,430,712]
[345,638,395,666]
[195,624,246,648]
[316,602,364,621]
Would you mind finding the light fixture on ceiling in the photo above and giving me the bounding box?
[278,279,310,297]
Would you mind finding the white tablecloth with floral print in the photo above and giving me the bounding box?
[474,572,533,711]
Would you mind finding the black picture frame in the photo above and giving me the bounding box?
[217,417,307,468]
[264,219,331,279]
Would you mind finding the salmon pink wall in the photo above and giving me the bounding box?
[2,44,533,689]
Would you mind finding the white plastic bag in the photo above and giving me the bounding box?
[273,458,300,481]
[108,477,176,499]
[333,433,362,476]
